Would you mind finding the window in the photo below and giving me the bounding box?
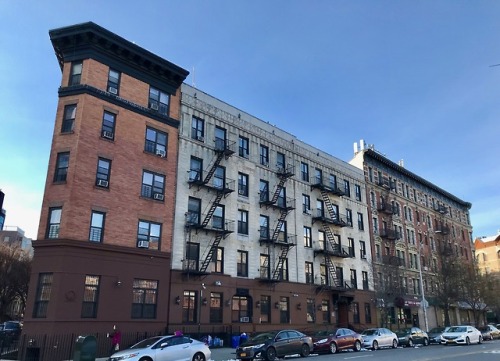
[54,152,69,182]
[329,174,337,190]
[210,247,224,273]
[314,168,322,184]
[368,167,373,182]
[301,162,309,182]
[107,69,120,94]
[319,299,330,323]
[96,158,111,188]
[239,136,249,158]
[145,127,167,157]
[189,157,203,182]
[362,271,369,290]
[348,238,355,257]
[260,145,269,166]
[187,197,201,226]
[137,220,161,250]
[278,258,288,281]
[364,303,372,323]
[213,165,224,191]
[260,254,270,279]
[259,180,269,202]
[357,212,364,230]
[276,152,285,170]
[350,269,357,289]
[191,116,205,141]
[346,209,353,227]
[237,250,248,277]
[141,170,165,200]
[81,275,100,318]
[230,296,249,323]
[355,184,362,201]
[61,104,76,133]
[69,61,82,86]
[307,299,315,323]
[259,295,271,323]
[238,173,249,196]
[89,211,105,242]
[33,273,52,318]
[213,205,225,232]
[305,262,314,284]
[352,302,360,323]
[47,207,62,239]
[303,227,312,248]
[209,292,223,323]
[214,126,227,151]
[278,297,290,324]
[318,230,325,250]
[238,210,249,235]
[185,242,200,271]
[302,194,311,214]
[101,111,116,140]
[182,290,196,323]
[344,179,350,197]
[132,279,158,319]
[149,86,169,115]
[360,240,367,259]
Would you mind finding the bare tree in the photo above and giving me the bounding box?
[0,243,32,321]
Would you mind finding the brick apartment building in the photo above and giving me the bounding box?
[24,22,188,335]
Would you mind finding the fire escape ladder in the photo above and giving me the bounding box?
[270,208,289,242]
[269,177,287,204]
[325,256,340,287]
[322,223,339,252]
[200,192,225,228]
[203,152,225,184]
[321,191,337,219]
[272,246,292,280]
[199,232,225,273]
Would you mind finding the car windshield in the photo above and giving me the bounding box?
[248,332,277,342]
[362,329,378,336]
[448,326,467,333]
[396,329,411,335]
[429,327,445,333]
[478,327,489,331]
[312,330,337,337]
[130,336,164,349]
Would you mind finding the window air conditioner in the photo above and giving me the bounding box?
[97,179,109,187]
[137,241,150,248]
[108,86,118,95]
[102,131,114,139]
[150,102,159,111]
[153,193,164,201]
[156,149,166,158]
[197,136,205,142]
[423,266,429,271]
[305,209,312,215]
[238,189,246,195]
[239,317,249,323]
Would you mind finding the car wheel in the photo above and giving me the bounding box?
[392,339,398,349]
[423,338,429,346]
[300,344,310,357]
[372,340,379,350]
[139,357,153,361]
[465,337,470,346]
[192,352,206,361]
[265,347,277,361]
[408,339,414,347]
[353,340,361,352]
[329,342,337,354]
[478,336,483,344]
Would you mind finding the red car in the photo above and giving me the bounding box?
[309,328,362,354]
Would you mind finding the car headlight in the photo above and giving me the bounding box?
[242,344,265,351]
[113,353,140,360]
[315,338,328,344]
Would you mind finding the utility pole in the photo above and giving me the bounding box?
[418,245,429,332]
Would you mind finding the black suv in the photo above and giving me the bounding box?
[0,321,22,345]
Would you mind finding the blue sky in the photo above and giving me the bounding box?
[1,0,499,239]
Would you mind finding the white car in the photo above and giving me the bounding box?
[440,325,483,345]
[109,335,211,361]
[361,328,398,350]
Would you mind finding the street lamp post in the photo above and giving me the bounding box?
[418,245,429,332]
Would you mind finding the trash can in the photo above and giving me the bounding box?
[73,335,97,361]
[25,347,40,361]
[231,336,240,348]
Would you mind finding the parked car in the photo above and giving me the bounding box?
[478,325,500,340]
[395,327,429,347]
[308,327,362,354]
[428,327,448,344]
[109,335,211,361]
[0,321,22,345]
[361,328,398,350]
[440,325,483,345]
[236,330,313,361]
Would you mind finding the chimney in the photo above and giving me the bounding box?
[360,139,365,150]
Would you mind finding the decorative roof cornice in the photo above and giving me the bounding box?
[49,22,189,94]
[364,149,471,209]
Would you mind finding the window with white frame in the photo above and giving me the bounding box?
[259,144,269,166]
[47,207,62,239]
[54,152,69,182]
[89,211,105,242]
[137,220,161,249]
[69,61,82,86]
[96,158,111,188]
[191,116,204,141]
[145,126,167,157]
[61,104,76,133]
[238,209,248,235]
[107,69,120,95]
[141,170,165,201]
[101,111,116,140]
[239,136,249,158]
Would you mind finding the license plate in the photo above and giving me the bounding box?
[240,353,247,357]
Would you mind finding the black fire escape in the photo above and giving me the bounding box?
[184,139,236,276]
[259,164,296,283]
[310,176,350,291]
